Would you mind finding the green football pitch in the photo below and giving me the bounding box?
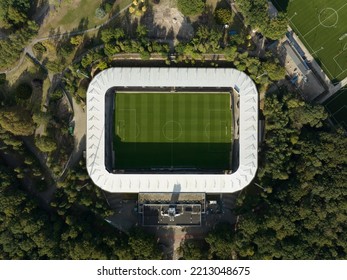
[324,88,347,130]
[272,0,347,82]
[114,92,233,170]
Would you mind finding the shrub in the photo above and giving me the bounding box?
[32,112,51,126]
[35,136,57,153]
[139,50,150,60]
[46,60,63,73]
[77,87,86,99]
[104,3,112,13]
[214,8,232,25]
[50,87,63,101]
[0,107,35,136]
[33,42,47,54]
[95,7,106,19]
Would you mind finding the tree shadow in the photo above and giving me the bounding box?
[271,0,290,12]
[176,17,194,42]
[215,0,230,10]
[77,17,89,31]
[0,74,10,105]
[48,27,60,40]
[32,0,50,27]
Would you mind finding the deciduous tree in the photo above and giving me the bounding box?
[0,106,35,136]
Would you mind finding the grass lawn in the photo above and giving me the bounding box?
[114,92,233,170]
[272,0,347,83]
[40,0,132,36]
[324,88,347,130]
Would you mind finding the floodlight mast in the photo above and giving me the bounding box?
[86,67,258,193]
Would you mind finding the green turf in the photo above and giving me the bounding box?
[114,92,233,170]
[324,88,347,130]
[272,0,347,82]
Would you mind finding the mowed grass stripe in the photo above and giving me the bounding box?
[196,94,204,143]
[128,95,137,141]
[184,94,192,141]
[168,93,175,143]
[202,95,209,142]
[191,94,199,142]
[141,93,148,141]
[147,93,155,142]
[153,94,161,142]
[115,94,124,140]
[178,93,186,142]
[173,94,180,140]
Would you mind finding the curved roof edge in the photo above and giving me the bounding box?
[86,67,258,193]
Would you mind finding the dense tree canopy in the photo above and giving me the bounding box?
[35,136,57,153]
[214,8,233,25]
[180,88,347,260]
[178,240,208,260]
[0,106,35,136]
[127,228,162,260]
[205,223,235,259]
[236,0,288,39]
[99,27,169,61]
[229,89,347,260]
[0,0,31,28]
[0,161,161,260]
[252,92,345,259]
[263,12,288,40]
[0,21,38,69]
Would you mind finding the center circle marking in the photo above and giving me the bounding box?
[319,8,338,28]
[162,121,182,140]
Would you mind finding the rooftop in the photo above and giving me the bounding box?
[283,41,310,76]
[86,67,258,193]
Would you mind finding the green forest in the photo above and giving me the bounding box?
[0,0,346,260]
[0,160,162,259]
[180,88,347,260]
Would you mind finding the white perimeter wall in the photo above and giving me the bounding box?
[86,67,258,193]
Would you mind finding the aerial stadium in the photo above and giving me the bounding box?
[86,67,258,196]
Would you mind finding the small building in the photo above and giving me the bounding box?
[283,41,310,78]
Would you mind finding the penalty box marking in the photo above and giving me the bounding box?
[333,50,347,73]
[289,20,335,79]
[331,105,347,125]
[117,109,138,141]
[290,3,347,79]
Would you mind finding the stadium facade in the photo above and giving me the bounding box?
[86,67,258,193]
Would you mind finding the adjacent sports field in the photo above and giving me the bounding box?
[324,88,347,130]
[114,92,232,170]
[272,0,347,82]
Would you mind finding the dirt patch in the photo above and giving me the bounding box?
[142,0,193,41]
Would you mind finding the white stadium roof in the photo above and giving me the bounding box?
[86,67,258,193]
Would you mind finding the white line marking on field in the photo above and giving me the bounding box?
[302,3,347,37]
[289,12,297,21]
[290,20,335,79]
[311,46,324,56]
